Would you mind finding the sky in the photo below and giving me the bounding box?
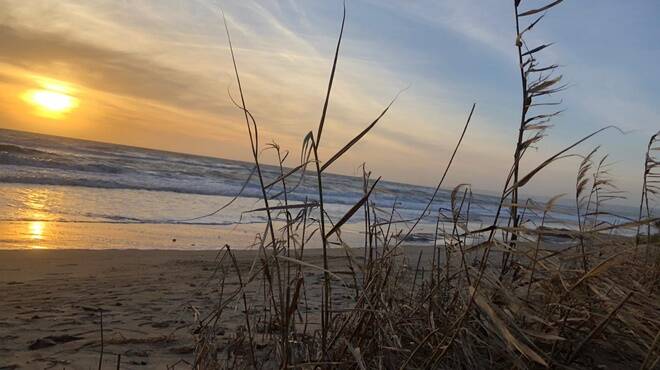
[0,0,658,205]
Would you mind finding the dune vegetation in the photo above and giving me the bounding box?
[186,1,659,369]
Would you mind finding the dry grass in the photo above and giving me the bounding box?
[188,1,660,369]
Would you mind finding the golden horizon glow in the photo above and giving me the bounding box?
[21,80,79,119]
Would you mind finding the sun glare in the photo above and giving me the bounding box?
[21,80,79,119]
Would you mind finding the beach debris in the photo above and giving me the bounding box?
[169,345,194,354]
[125,349,149,357]
[28,334,81,350]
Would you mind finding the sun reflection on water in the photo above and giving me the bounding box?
[29,221,45,240]
[19,188,55,249]
[27,218,48,249]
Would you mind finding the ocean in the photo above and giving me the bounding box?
[0,128,614,250]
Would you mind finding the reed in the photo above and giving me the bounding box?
[190,1,660,369]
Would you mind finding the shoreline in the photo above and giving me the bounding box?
[0,217,377,250]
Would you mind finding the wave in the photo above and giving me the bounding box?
[0,172,475,215]
[1,133,463,213]
[0,143,46,155]
[0,157,125,174]
[0,143,126,175]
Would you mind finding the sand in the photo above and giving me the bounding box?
[0,247,429,369]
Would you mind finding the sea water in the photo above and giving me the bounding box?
[0,128,629,249]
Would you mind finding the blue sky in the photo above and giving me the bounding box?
[0,0,658,205]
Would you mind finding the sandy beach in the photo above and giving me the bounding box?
[0,247,431,369]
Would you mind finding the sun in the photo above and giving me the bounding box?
[21,81,79,119]
[29,90,76,112]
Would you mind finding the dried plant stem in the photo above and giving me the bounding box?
[566,292,634,365]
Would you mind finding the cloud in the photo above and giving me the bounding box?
[0,25,228,116]
[366,0,513,57]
